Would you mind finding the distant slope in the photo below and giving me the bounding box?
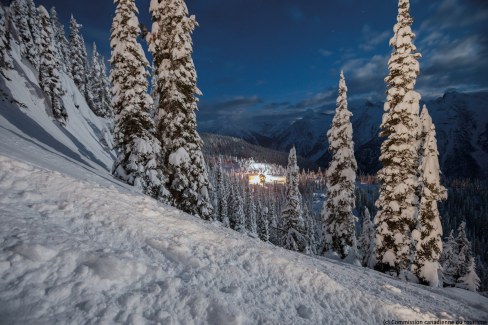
[201,91,488,178]
[201,132,318,170]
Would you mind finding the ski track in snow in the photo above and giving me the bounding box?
[0,155,487,324]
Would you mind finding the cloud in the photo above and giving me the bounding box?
[341,54,388,99]
[319,49,333,57]
[199,96,263,117]
[359,25,390,52]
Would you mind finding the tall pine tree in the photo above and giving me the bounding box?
[413,105,447,287]
[69,16,88,94]
[374,0,422,276]
[10,0,37,67]
[322,71,357,258]
[148,0,212,219]
[110,0,167,200]
[282,146,306,252]
[0,5,13,77]
[49,7,70,74]
[38,5,66,123]
[358,207,376,268]
[89,43,112,117]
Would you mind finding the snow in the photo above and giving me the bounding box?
[0,153,487,323]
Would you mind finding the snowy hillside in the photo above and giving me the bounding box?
[0,35,114,175]
[1,151,488,324]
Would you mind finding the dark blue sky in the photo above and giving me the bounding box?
[3,0,488,128]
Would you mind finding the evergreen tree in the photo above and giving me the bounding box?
[229,180,245,233]
[99,55,112,117]
[38,5,66,123]
[322,71,357,258]
[282,147,306,252]
[214,158,223,221]
[413,105,447,287]
[304,205,316,254]
[69,15,88,94]
[374,0,422,275]
[257,201,270,242]
[245,185,258,235]
[439,230,459,287]
[26,0,40,66]
[358,207,376,268]
[457,257,480,292]
[49,7,70,74]
[0,5,13,77]
[10,0,37,67]
[89,43,112,117]
[148,0,212,219]
[110,0,167,200]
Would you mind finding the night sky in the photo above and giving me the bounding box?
[3,0,488,128]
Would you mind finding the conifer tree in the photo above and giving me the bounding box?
[229,180,245,233]
[374,0,422,275]
[245,185,258,235]
[98,55,113,117]
[10,0,37,67]
[69,16,88,94]
[148,0,212,219]
[89,43,112,117]
[283,146,306,252]
[439,230,458,287]
[457,257,480,292]
[49,7,70,74]
[0,5,13,77]
[257,201,270,242]
[413,105,447,287]
[38,6,66,123]
[110,0,167,200]
[322,71,357,258]
[26,0,40,65]
[358,207,376,268]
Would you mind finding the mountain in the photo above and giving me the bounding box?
[200,91,488,178]
[201,132,318,170]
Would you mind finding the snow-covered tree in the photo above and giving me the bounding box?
[0,5,13,77]
[26,0,40,64]
[89,43,112,117]
[257,201,270,242]
[38,5,66,123]
[245,185,258,236]
[110,0,167,200]
[321,71,357,258]
[374,0,422,275]
[457,257,480,292]
[358,207,376,268]
[49,7,70,74]
[282,146,306,252]
[99,55,112,117]
[440,230,459,287]
[440,222,480,291]
[10,0,38,67]
[69,15,88,94]
[229,180,245,233]
[413,105,447,287]
[148,0,212,219]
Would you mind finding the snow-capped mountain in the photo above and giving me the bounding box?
[200,91,488,178]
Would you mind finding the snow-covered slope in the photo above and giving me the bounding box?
[0,37,114,175]
[1,152,487,324]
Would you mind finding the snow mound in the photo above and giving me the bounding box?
[0,154,487,324]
